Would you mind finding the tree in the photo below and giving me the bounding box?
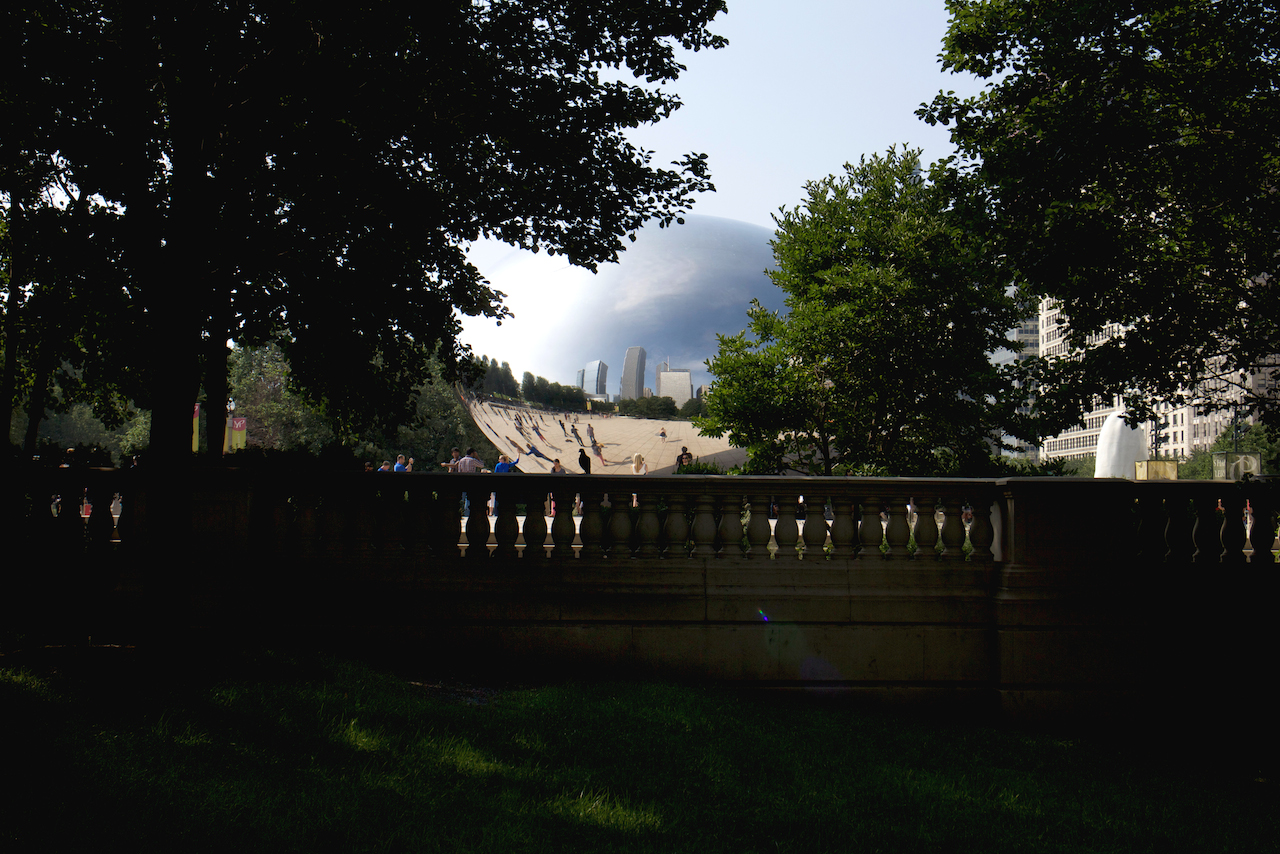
[1180,421,1280,479]
[5,1,726,463]
[698,148,1032,476]
[920,0,1280,430]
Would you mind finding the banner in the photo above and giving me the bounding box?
[231,417,248,451]
[192,403,200,452]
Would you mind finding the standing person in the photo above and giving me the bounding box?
[491,453,519,514]
[586,423,596,444]
[578,448,592,475]
[394,454,414,472]
[456,448,483,516]
[570,425,584,445]
[659,427,667,443]
[440,447,462,471]
[630,452,647,507]
[550,458,565,474]
[558,419,568,437]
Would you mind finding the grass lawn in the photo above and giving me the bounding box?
[1,644,1274,853]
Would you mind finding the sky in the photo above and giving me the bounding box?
[461,0,988,387]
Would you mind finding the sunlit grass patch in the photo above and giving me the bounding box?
[547,788,665,833]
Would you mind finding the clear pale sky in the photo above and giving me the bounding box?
[462,0,986,384]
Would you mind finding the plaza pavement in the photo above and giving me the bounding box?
[459,394,747,475]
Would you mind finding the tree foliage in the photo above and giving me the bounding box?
[698,148,1032,476]
[4,0,726,460]
[617,396,679,420]
[920,0,1280,428]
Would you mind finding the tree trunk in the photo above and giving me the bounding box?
[22,345,53,457]
[0,185,35,449]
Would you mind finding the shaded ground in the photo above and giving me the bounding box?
[2,642,1275,853]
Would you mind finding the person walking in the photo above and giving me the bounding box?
[570,425,584,445]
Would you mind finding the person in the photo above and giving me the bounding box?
[441,447,462,471]
[558,419,568,437]
[659,428,667,443]
[570,425,584,445]
[525,443,552,461]
[630,452,647,506]
[363,461,375,473]
[591,438,609,468]
[456,448,483,516]
[586,423,596,443]
[456,448,483,473]
[550,458,565,473]
[494,453,520,472]
[578,447,592,474]
[379,460,393,471]
[394,453,414,472]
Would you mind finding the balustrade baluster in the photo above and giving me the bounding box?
[1247,490,1277,564]
[633,490,662,558]
[1164,496,1195,563]
[607,494,635,558]
[801,493,828,559]
[774,493,800,559]
[85,480,115,554]
[913,497,940,561]
[745,494,773,559]
[464,493,492,559]
[689,493,718,557]
[550,487,577,558]
[1190,494,1219,563]
[492,485,521,559]
[884,497,913,560]
[426,486,463,559]
[717,494,745,558]
[938,497,966,561]
[828,494,857,559]
[662,492,689,558]
[1134,493,1167,563]
[521,485,549,560]
[968,497,994,562]
[1219,491,1247,564]
[54,486,86,553]
[578,489,607,559]
[857,496,882,560]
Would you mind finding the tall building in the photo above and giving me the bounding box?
[657,368,693,409]
[576,368,585,390]
[583,360,608,396]
[1036,298,1274,463]
[621,347,646,400]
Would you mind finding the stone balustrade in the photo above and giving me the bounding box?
[3,468,1276,721]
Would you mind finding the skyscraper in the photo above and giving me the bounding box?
[657,368,693,409]
[584,360,608,396]
[621,347,646,400]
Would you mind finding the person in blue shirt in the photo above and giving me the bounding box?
[494,454,520,472]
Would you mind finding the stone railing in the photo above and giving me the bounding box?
[4,469,1276,721]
